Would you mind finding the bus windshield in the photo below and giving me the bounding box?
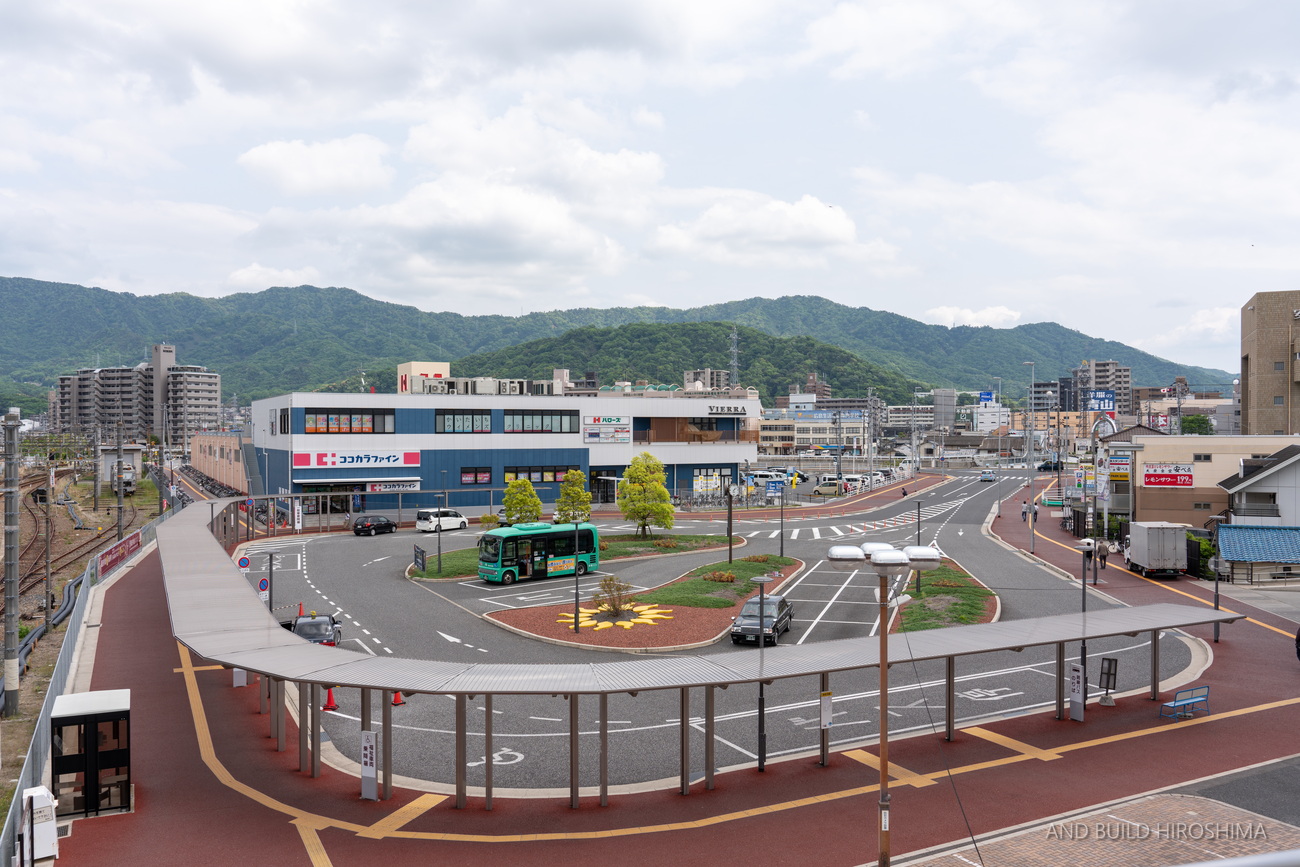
[479,534,501,564]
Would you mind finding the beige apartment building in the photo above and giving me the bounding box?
[1240,291,1300,434]
[53,344,221,450]
[1123,434,1297,527]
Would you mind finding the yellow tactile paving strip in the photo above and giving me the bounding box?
[904,794,1300,866]
[179,640,1300,850]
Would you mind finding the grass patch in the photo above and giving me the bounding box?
[412,547,483,578]
[412,533,733,579]
[635,556,798,609]
[599,534,731,559]
[897,564,993,632]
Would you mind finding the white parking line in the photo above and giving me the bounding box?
[796,569,872,645]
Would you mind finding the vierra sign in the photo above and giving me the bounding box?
[1143,463,1194,487]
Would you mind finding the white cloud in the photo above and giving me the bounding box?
[228,263,323,289]
[650,193,896,267]
[237,135,394,196]
[924,305,1021,328]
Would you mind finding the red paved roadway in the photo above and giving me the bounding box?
[57,475,1300,865]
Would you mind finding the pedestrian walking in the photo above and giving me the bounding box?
[1098,540,1109,569]
[1021,500,1029,521]
[1033,503,1039,519]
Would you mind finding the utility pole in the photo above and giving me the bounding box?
[3,407,21,717]
[93,423,101,513]
[116,421,125,541]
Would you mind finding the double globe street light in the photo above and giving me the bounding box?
[827,541,941,867]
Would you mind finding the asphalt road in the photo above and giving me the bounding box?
[236,470,1194,791]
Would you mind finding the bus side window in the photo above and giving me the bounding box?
[501,539,517,562]
[552,535,574,557]
[578,530,594,554]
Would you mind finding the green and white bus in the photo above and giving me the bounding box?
[477,522,600,584]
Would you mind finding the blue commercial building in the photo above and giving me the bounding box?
[250,390,761,513]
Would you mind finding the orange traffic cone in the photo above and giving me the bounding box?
[391,691,406,706]
[322,687,338,712]
[298,602,304,617]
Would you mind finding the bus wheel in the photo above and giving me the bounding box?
[501,572,516,585]
[576,562,588,576]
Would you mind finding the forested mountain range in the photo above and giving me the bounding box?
[0,276,1235,413]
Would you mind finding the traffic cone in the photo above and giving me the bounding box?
[391,691,406,706]
[298,602,304,617]
[322,687,338,712]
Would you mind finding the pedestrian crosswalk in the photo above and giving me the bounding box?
[594,497,967,541]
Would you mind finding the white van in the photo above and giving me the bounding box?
[749,470,787,483]
[416,508,469,532]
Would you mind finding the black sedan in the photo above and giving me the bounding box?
[353,515,397,536]
[730,595,795,645]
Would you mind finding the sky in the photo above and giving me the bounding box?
[4,2,1298,375]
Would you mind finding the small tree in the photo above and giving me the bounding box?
[502,478,543,525]
[1180,414,1212,435]
[592,574,637,617]
[617,451,675,538]
[554,469,592,524]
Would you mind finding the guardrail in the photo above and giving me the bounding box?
[0,499,180,860]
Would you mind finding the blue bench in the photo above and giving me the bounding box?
[1160,685,1210,719]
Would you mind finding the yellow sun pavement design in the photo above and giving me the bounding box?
[557,603,674,631]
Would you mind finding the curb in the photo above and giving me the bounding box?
[483,556,808,654]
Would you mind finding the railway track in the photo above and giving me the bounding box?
[4,468,139,618]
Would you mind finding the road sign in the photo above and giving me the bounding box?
[237,556,250,569]
[257,576,269,603]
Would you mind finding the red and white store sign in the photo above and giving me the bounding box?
[293,451,421,468]
[1142,463,1193,487]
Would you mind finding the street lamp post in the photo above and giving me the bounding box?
[752,572,775,771]
[1023,362,1036,554]
[779,481,785,558]
[828,542,940,867]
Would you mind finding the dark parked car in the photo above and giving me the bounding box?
[731,595,795,645]
[353,515,397,536]
[1037,460,1062,471]
[281,612,342,646]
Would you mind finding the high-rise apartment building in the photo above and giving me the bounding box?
[1240,291,1300,434]
[54,344,221,449]
[1071,359,1133,415]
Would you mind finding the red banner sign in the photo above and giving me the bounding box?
[97,531,142,578]
[1143,463,1194,487]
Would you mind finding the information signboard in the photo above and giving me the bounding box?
[1069,662,1085,722]
[361,731,377,800]
[1143,463,1194,487]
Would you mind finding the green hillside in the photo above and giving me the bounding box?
[0,276,1236,406]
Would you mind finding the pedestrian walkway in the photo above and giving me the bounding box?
[50,473,1300,866]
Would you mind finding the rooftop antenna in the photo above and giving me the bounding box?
[729,324,740,386]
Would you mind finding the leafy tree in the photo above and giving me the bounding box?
[502,478,543,525]
[617,452,674,537]
[554,469,592,524]
[1180,414,1212,435]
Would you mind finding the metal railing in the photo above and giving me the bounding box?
[0,500,179,859]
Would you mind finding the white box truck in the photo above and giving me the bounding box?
[1125,521,1189,578]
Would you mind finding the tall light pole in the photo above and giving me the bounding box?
[753,571,775,771]
[1023,362,1036,553]
[827,543,940,867]
[3,407,21,717]
[993,377,1003,468]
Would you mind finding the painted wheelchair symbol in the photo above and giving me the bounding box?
[467,747,524,767]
